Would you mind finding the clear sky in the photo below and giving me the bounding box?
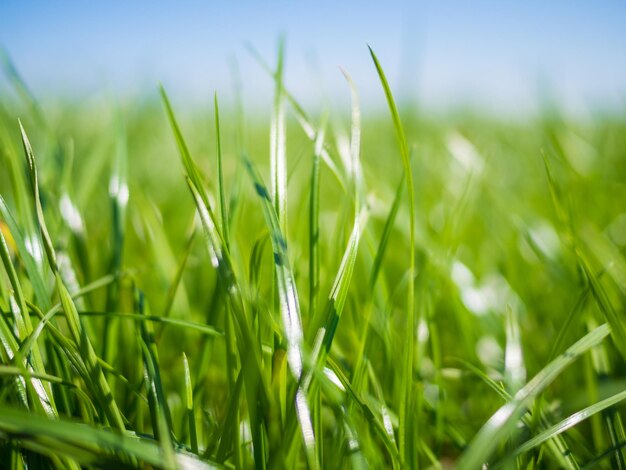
[1,0,625,115]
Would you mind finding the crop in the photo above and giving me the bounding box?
[1,46,626,468]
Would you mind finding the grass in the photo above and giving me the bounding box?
[1,46,626,469]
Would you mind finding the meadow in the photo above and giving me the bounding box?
[1,47,626,469]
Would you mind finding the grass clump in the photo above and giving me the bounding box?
[1,47,626,469]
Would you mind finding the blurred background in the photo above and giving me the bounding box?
[1,0,625,116]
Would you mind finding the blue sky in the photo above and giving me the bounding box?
[1,1,625,114]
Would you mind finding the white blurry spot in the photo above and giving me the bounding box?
[441,367,463,380]
[452,259,524,317]
[608,213,626,247]
[59,193,84,233]
[446,132,484,199]
[450,260,490,315]
[109,174,129,207]
[323,367,345,392]
[447,132,484,174]
[336,131,353,176]
[346,424,360,452]
[505,342,525,388]
[25,234,43,264]
[476,336,503,368]
[451,260,475,289]
[417,318,430,343]
[529,222,560,259]
[462,286,491,316]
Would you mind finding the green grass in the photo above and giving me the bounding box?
[1,47,626,469]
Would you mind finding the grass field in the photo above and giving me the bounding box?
[1,47,626,469]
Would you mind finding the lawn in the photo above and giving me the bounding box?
[1,47,626,469]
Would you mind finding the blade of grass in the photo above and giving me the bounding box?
[0,195,50,310]
[139,334,176,468]
[0,120,47,291]
[308,119,326,327]
[458,358,579,468]
[103,113,129,363]
[369,45,416,466]
[340,67,363,212]
[0,302,30,408]
[214,92,229,248]
[513,388,626,457]
[246,43,345,189]
[544,152,626,363]
[15,274,117,366]
[0,221,57,417]
[504,305,526,394]
[326,356,401,466]
[270,38,287,233]
[19,120,126,431]
[457,323,611,469]
[216,369,245,465]
[182,352,199,454]
[243,156,318,468]
[243,157,305,377]
[0,404,219,469]
[161,87,271,466]
[311,208,367,368]
[0,49,46,127]
[159,216,196,328]
[77,310,222,337]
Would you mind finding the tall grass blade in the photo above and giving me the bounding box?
[340,67,363,211]
[138,294,176,469]
[369,45,416,465]
[243,157,318,467]
[315,209,367,363]
[246,43,345,188]
[19,120,125,431]
[308,122,325,324]
[160,87,271,466]
[244,157,304,379]
[103,113,129,363]
[270,38,287,232]
[214,92,229,248]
